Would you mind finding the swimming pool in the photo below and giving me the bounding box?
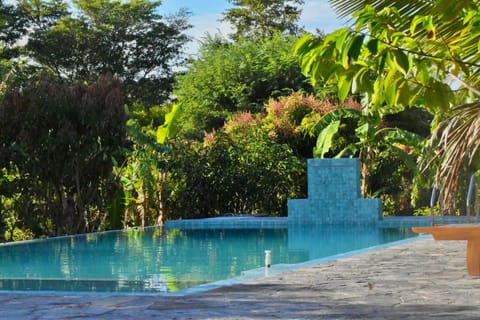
[0,225,417,294]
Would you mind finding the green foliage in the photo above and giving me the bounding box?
[423,102,480,210]
[263,92,331,158]
[294,5,468,116]
[329,0,480,94]
[300,0,480,113]
[0,1,342,238]
[222,0,304,40]
[0,2,28,46]
[18,0,191,107]
[314,120,340,158]
[157,103,183,144]
[164,125,306,218]
[4,225,35,242]
[413,206,440,217]
[307,100,427,208]
[117,103,170,228]
[18,0,68,30]
[298,0,480,212]
[176,33,313,137]
[0,72,126,236]
[0,2,32,92]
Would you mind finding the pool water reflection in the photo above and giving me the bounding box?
[0,225,417,293]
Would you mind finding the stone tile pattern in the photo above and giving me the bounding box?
[288,158,382,224]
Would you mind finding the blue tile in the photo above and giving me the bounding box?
[288,158,382,225]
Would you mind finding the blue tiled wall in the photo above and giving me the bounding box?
[288,158,382,224]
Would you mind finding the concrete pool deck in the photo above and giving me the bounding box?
[1,236,480,319]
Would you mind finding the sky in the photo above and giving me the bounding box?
[5,0,347,55]
[160,0,347,54]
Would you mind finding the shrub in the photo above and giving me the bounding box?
[164,126,306,218]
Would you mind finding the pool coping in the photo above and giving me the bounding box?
[165,215,480,229]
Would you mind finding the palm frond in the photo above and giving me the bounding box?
[329,0,434,20]
[423,102,480,211]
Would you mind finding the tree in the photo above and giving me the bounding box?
[222,0,304,40]
[175,33,313,138]
[18,0,68,30]
[295,0,480,211]
[0,72,126,237]
[20,0,191,107]
[0,2,32,81]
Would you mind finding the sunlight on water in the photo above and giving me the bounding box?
[0,225,417,293]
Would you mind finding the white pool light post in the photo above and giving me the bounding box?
[265,250,271,268]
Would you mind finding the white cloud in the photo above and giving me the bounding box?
[302,1,336,21]
[182,0,347,56]
[300,0,347,33]
[183,0,345,55]
[184,13,233,55]
[189,13,233,41]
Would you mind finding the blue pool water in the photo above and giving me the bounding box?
[0,225,417,293]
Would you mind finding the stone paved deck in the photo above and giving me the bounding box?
[1,237,480,319]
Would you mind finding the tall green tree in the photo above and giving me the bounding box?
[295,0,480,211]
[0,2,31,79]
[18,0,68,30]
[0,1,27,43]
[222,0,304,39]
[20,0,191,107]
[175,33,313,138]
[0,72,126,237]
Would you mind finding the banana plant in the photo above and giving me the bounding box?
[157,103,183,144]
[116,102,182,228]
[313,107,424,197]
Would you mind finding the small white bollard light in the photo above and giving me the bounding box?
[264,250,272,268]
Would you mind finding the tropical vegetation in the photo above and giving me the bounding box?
[296,0,480,212]
[0,0,478,241]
